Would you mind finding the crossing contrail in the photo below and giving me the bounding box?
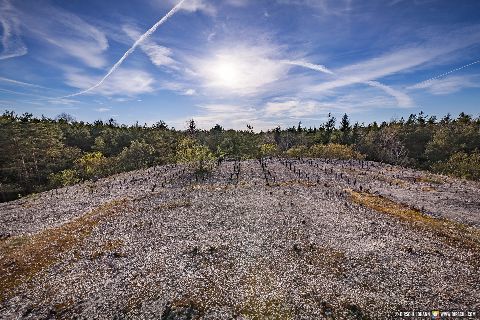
[62,0,186,98]
[407,59,480,89]
[286,60,413,107]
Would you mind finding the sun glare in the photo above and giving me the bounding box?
[214,58,241,88]
[196,47,286,95]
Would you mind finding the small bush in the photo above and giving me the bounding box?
[176,138,216,173]
[49,169,80,187]
[74,151,110,180]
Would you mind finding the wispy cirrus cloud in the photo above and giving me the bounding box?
[171,83,403,131]
[308,24,480,94]
[364,80,413,107]
[283,60,334,75]
[286,59,413,107]
[408,74,480,95]
[276,0,352,15]
[4,0,108,68]
[0,0,27,60]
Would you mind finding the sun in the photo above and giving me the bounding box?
[196,46,287,95]
[213,59,241,88]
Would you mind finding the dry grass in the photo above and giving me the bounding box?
[0,198,129,302]
[347,190,480,253]
[416,175,445,184]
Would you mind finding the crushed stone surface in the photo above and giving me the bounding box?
[0,159,479,319]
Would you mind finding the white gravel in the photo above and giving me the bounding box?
[0,159,479,319]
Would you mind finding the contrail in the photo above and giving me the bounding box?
[62,0,186,98]
[0,88,78,104]
[407,59,480,89]
[0,76,43,88]
[286,60,413,107]
[283,60,334,75]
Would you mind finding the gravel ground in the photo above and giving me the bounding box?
[0,159,479,319]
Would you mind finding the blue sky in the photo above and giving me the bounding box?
[1,0,480,130]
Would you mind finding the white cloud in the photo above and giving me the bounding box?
[159,81,198,96]
[183,88,196,95]
[123,25,177,67]
[95,107,111,112]
[169,104,272,131]
[65,68,155,96]
[0,0,27,60]
[263,99,326,118]
[207,32,216,42]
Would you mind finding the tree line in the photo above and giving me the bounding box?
[1,110,479,201]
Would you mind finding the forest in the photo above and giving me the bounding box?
[1,110,479,202]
